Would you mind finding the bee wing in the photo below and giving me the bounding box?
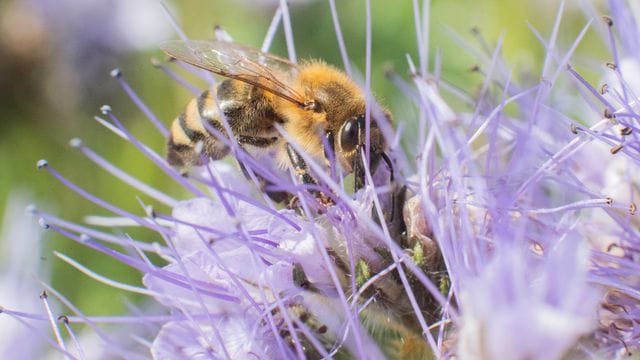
[160,40,307,107]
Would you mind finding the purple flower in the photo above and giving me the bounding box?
[0,193,48,359]
[6,1,640,359]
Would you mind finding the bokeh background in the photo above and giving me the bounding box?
[0,0,611,317]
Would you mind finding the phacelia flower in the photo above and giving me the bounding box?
[3,1,639,359]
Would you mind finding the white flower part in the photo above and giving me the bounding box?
[171,197,230,255]
[327,188,390,272]
[143,252,235,314]
[569,141,637,253]
[458,301,595,360]
[151,316,277,360]
[0,193,46,359]
[196,161,254,199]
[275,211,333,285]
[612,58,640,102]
[261,260,296,293]
[416,79,457,124]
[171,195,272,256]
[145,241,297,315]
[300,292,386,360]
[457,242,599,360]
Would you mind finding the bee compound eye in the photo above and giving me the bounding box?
[340,117,360,152]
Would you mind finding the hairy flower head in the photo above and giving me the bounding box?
[3,1,639,359]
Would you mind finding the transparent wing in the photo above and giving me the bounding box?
[160,40,306,107]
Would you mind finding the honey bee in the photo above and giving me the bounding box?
[161,40,448,357]
[160,40,391,201]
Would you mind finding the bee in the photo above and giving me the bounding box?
[161,40,449,357]
[160,40,392,202]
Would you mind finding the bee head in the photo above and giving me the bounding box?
[328,113,388,190]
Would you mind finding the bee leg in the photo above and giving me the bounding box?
[286,143,333,207]
[380,185,407,244]
[380,152,395,215]
[286,143,318,187]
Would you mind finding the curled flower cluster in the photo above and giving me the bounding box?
[3,1,640,359]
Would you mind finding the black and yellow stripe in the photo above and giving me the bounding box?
[167,86,230,172]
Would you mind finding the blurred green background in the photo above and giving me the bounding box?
[0,0,610,316]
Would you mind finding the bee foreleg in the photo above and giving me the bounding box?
[286,143,333,207]
[286,143,318,188]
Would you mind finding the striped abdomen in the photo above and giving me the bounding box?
[167,87,229,173]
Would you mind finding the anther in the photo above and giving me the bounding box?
[40,290,48,299]
[69,138,82,148]
[80,234,91,242]
[57,315,69,324]
[610,144,623,154]
[606,243,621,253]
[36,159,48,169]
[620,127,632,136]
[606,62,617,70]
[600,84,609,94]
[602,15,613,27]
[100,105,112,115]
[630,203,637,215]
[38,218,49,229]
[469,64,481,72]
[570,124,579,135]
[110,68,122,78]
[605,197,614,205]
[604,108,616,119]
